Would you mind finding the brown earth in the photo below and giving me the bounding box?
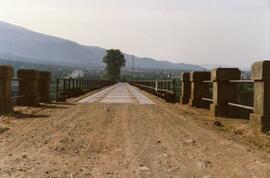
[0,91,270,177]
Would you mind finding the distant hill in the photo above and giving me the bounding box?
[0,58,75,78]
[0,21,203,71]
[200,64,251,71]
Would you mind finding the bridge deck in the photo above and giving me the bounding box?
[79,83,154,104]
[0,85,270,177]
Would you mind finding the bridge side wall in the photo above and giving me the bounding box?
[250,61,270,133]
[189,72,211,108]
[17,69,40,106]
[210,68,241,117]
[39,71,51,103]
[180,72,191,104]
[0,65,13,113]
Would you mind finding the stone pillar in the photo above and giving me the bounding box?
[0,65,13,113]
[210,68,241,117]
[250,61,270,133]
[189,72,211,108]
[180,72,191,104]
[17,69,40,106]
[38,71,51,103]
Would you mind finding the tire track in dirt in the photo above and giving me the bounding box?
[129,105,201,178]
[88,104,141,177]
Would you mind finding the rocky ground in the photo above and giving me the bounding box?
[0,90,270,177]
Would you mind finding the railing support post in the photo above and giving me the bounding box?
[250,61,270,133]
[0,65,13,113]
[63,79,67,101]
[81,80,85,93]
[38,71,51,103]
[180,72,191,104]
[210,68,241,117]
[155,81,158,92]
[173,79,176,97]
[189,72,211,108]
[56,79,59,101]
[17,69,40,106]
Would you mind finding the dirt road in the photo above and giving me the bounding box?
[0,84,270,177]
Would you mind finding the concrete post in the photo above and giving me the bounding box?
[155,81,158,92]
[189,72,211,108]
[180,72,191,104]
[250,61,270,133]
[210,68,241,117]
[56,78,59,101]
[80,80,83,93]
[38,71,51,103]
[63,79,67,101]
[0,65,13,113]
[17,69,40,106]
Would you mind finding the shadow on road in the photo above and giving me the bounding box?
[12,111,50,120]
[39,104,69,109]
[52,102,76,106]
[0,127,9,134]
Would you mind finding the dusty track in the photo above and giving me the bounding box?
[0,87,270,177]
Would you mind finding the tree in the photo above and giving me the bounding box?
[103,49,126,80]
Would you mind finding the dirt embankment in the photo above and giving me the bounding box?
[0,93,270,177]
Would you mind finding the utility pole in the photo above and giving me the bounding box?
[132,55,135,78]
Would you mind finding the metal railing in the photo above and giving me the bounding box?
[228,80,254,111]
[56,78,115,101]
[130,79,179,102]
[201,81,213,103]
[201,79,254,111]
[11,78,24,104]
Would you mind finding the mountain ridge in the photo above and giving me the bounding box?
[0,21,203,71]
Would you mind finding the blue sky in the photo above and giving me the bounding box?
[0,0,269,67]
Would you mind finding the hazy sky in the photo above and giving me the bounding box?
[0,0,270,67]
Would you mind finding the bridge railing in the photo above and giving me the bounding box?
[11,77,24,105]
[130,80,178,102]
[0,65,116,113]
[56,78,115,101]
[0,66,52,114]
[180,61,270,134]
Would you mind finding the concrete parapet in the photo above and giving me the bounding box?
[38,71,51,103]
[211,68,241,81]
[210,68,241,117]
[189,72,211,108]
[180,72,191,104]
[17,69,40,106]
[250,61,270,133]
[0,65,13,113]
[190,72,211,82]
